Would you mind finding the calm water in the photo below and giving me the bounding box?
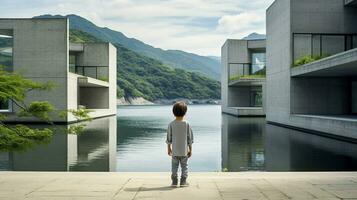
[1,105,357,171]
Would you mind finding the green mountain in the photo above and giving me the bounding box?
[69,29,220,101]
[36,14,220,80]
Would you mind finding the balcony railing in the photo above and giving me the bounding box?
[70,66,109,82]
[293,33,357,67]
[228,63,266,83]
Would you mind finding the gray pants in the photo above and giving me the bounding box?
[171,156,188,179]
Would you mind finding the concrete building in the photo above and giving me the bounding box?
[0,18,117,122]
[221,39,266,116]
[266,0,357,139]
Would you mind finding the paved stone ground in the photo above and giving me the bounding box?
[1,172,357,200]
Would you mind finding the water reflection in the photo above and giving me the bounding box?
[0,116,117,171]
[265,124,357,171]
[1,106,357,172]
[117,105,221,172]
[222,114,357,171]
[221,115,265,171]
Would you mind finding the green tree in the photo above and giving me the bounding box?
[0,67,91,151]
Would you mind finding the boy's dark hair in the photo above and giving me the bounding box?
[172,101,187,117]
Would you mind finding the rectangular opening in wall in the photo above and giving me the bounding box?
[0,30,13,72]
[251,53,266,75]
[291,77,353,118]
[69,53,76,73]
[250,89,262,107]
[0,100,11,112]
[79,87,109,109]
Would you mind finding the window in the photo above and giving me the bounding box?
[97,67,109,81]
[293,33,356,62]
[0,100,11,112]
[83,67,97,78]
[251,53,266,74]
[293,34,312,61]
[321,35,345,55]
[228,63,250,82]
[312,35,321,56]
[250,91,262,107]
[0,30,13,71]
[69,53,76,73]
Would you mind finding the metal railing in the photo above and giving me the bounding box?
[228,63,266,83]
[71,66,109,82]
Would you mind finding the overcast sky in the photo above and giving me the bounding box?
[0,0,274,56]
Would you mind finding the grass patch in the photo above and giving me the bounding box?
[293,54,330,67]
[229,74,265,82]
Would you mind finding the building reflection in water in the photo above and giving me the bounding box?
[222,113,357,172]
[265,124,357,171]
[0,116,117,171]
[221,114,265,171]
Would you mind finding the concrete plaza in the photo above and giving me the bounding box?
[1,172,357,200]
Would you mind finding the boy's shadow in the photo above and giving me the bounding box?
[125,186,177,192]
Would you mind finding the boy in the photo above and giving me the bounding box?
[166,101,193,187]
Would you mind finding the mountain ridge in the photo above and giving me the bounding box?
[35,14,221,80]
[68,26,220,101]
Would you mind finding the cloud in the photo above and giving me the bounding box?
[0,0,275,56]
[217,12,265,34]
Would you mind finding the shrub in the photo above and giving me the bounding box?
[293,54,330,67]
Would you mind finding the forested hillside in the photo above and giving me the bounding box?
[69,29,220,101]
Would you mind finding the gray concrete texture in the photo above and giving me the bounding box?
[0,18,117,122]
[221,39,266,116]
[0,18,69,122]
[266,0,357,138]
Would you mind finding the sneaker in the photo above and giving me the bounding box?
[180,178,189,187]
[171,177,178,187]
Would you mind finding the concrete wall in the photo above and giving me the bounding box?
[227,87,251,107]
[291,78,350,115]
[291,0,357,60]
[290,0,357,116]
[221,39,266,115]
[266,0,292,123]
[77,43,110,67]
[0,19,117,122]
[0,18,69,122]
[267,0,357,138]
[228,86,262,107]
[79,87,109,109]
[221,42,229,108]
[291,0,357,34]
[67,43,117,121]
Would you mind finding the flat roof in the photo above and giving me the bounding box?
[291,48,357,77]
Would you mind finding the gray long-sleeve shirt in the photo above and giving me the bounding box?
[166,120,194,156]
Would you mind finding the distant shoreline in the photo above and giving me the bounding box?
[117,97,221,106]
